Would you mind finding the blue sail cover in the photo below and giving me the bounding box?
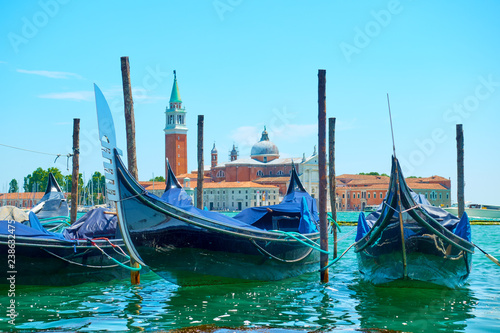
[298,196,318,234]
[160,187,193,206]
[233,189,319,230]
[63,208,120,239]
[453,212,472,242]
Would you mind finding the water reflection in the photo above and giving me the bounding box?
[123,273,357,331]
[350,278,478,332]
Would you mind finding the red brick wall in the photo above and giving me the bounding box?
[165,133,187,176]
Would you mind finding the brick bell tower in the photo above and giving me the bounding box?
[165,70,188,176]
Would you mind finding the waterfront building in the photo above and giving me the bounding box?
[210,128,306,189]
[0,192,45,209]
[336,174,451,211]
[142,178,278,211]
[203,181,279,211]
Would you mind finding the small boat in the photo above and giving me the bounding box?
[444,204,500,220]
[0,206,137,286]
[363,204,379,213]
[354,157,474,288]
[94,84,323,286]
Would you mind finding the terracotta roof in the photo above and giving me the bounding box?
[139,181,155,188]
[203,181,277,189]
[144,181,203,192]
[349,184,391,190]
[346,178,390,186]
[406,176,449,183]
[408,183,448,190]
[177,173,199,179]
[145,181,277,191]
[337,174,387,180]
[0,192,53,200]
[253,176,290,183]
[144,183,167,191]
[336,174,449,191]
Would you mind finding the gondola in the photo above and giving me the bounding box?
[0,206,136,286]
[31,172,69,220]
[354,156,474,288]
[94,84,323,286]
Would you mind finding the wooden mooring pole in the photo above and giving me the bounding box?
[70,118,80,224]
[457,124,465,218]
[318,69,328,282]
[328,117,337,259]
[121,56,138,178]
[197,115,204,209]
[121,56,140,285]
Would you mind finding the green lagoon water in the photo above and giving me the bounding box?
[1,224,499,332]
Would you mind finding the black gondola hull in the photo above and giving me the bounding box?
[0,236,131,286]
[115,154,321,286]
[355,220,472,288]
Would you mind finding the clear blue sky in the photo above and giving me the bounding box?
[1,0,499,205]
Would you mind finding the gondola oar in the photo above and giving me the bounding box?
[473,243,500,266]
[387,93,408,278]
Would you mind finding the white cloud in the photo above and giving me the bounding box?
[17,69,83,79]
[38,91,93,101]
[230,126,262,151]
[132,87,167,104]
[336,118,358,131]
[229,123,318,154]
[94,86,167,104]
[270,124,317,142]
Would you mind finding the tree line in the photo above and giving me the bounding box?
[8,167,106,206]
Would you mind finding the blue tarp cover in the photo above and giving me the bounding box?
[157,175,319,234]
[63,208,119,239]
[232,190,319,230]
[1,208,121,242]
[0,212,71,241]
[149,191,263,230]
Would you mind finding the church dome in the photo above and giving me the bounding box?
[251,127,279,162]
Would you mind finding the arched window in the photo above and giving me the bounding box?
[216,170,225,178]
[257,170,263,176]
[277,170,284,176]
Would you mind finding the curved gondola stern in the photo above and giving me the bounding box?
[45,173,63,195]
[286,161,306,196]
[94,83,146,267]
[32,172,69,218]
[165,158,183,191]
[161,158,193,206]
